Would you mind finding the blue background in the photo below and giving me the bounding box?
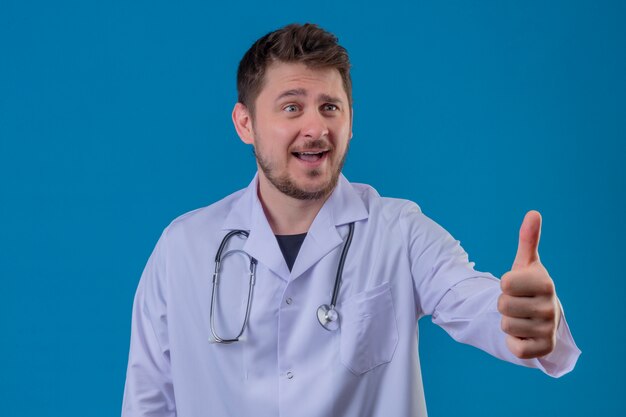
[1,0,624,415]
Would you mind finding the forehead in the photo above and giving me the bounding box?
[258,62,347,101]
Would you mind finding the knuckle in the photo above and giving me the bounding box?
[537,322,554,338]
[509,338,552,360]
[506,336,529,359]
[538,303,555,319]
[536,341,554,357]
[515,345,529,359]
[507,338,521,358]
[531,304,545,317]
[497,294,507,314]
[541,280,555,295]
[501,317,511,333]
[500,273,512,293]
[531,302,552,319]
[518,345,535,359]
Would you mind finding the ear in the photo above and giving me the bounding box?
[349,107,354,140]
[232,102,255,145]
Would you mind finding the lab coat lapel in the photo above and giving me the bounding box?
[222,175,290,280]
[221,174,369,282]
[289,201,343,280]
[290,175,369,280]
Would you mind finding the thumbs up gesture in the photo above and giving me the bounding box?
[497,211,560,359]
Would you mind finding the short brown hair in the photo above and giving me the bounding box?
[237,23,352,117]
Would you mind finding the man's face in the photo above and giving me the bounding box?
[238,62,353,200]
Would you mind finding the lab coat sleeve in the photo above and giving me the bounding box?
[122,229,177,416]
[401,203,581,377]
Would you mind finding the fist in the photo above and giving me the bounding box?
[497,211,560,359]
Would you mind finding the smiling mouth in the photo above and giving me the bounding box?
[291,150,330,162]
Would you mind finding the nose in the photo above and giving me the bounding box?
[301,108,330,139]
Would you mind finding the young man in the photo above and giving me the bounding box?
[122,23,580,416]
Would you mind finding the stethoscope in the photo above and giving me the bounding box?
[209,222,355,344]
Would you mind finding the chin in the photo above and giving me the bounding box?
[275,173,338,201]
[300,172,335,188]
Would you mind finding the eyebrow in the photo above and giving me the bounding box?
[275,88,343,105]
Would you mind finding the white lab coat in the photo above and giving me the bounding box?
[122,174,580,416]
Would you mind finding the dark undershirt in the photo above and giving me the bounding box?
[275,233,307,271]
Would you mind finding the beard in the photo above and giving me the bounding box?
[253,139,348,201]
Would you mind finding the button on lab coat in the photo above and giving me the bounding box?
[122,175,581,417]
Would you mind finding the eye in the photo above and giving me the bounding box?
[283,104,299,113]
[322,104,339,112]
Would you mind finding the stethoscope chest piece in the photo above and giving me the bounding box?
[317,304,340,331]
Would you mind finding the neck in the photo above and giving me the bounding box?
[257,174,330,235]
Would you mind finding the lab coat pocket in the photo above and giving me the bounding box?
[339,281,399,376]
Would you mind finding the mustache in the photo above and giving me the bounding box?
[292,139,333,151]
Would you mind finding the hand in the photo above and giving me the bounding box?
[497,210,560,359]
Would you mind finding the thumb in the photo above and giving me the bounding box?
[512,210,542,270]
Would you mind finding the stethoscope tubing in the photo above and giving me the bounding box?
[210,230,258,344]
[210,222,355,342]
[330,222,355,309]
